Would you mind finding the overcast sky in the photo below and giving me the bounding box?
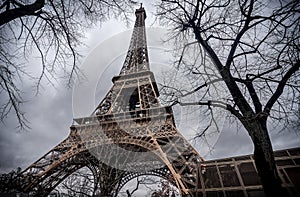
[0,0,299,180]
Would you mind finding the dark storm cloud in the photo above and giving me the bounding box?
[0,1,299,175]
[0,17,127,173]
[204,124,254,160]
[204,122,300,161]
[0,83,73,173]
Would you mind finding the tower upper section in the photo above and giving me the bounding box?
[119,5,149,75]
[91,5,160,116]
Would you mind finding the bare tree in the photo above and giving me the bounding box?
[120,176,179,197]
[57,174,178,197]
[54,167,95,196]
[0,167,22,192]
[0,0,137,129]
[125,177,144,197]
[151,179,175,197]
[157,0,299,196]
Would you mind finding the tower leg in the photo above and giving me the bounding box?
[95,163,124,197]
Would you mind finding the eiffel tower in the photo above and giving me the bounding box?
[8,5,204,197]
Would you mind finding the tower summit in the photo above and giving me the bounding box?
[120,3,149,74]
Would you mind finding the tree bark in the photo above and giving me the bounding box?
[0,0,45,26]
[246,119,284,197]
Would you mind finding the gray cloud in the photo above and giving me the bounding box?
[0,83,73,173]
[0,1,299,179]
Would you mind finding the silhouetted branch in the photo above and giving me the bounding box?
[0,0,137,129]
[157,1,299,195]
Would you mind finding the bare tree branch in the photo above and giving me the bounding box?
[0,0,45,26]
[157,1,300,195]
[0,0,137,129]
[264,61,300,114]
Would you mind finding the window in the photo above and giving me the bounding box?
[247,189,265,197]
[225,190,244,196]
[206,191,224,197]
[238,162,261,186]
[219,164,240,187]
[203,165,221,188]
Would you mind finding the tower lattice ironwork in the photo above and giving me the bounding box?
[3,6,205,197]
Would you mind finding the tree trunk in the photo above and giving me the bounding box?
[247,119,284,197]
